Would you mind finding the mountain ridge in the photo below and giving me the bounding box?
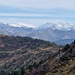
[40,22,75,31]
[0,22,75,45]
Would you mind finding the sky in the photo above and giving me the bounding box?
[0,0,75,26]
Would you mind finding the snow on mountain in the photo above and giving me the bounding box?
[1,22,75,30]
[40,22,75,31]
[8,23,35,28]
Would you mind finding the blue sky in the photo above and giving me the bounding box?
[0,0,75,26]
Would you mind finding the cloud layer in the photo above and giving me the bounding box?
[0,0,75,9]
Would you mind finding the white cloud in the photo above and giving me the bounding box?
[0,13,53,17]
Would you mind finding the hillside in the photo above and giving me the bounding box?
[1,35,75,75]
[44,41,75,75]
[22,41,75,75]
[0,35,58,71]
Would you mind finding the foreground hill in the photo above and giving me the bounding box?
[23,41,75,75]
[0,35,75,75]
[45,41,75,75]
[43,41,75,75]
[0,35,58,71]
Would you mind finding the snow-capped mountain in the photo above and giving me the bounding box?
[7,23,35,28]
[0,22,35,36]
[40,22,75,31]
[0,22,75,45]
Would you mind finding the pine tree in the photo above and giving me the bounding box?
[20,67,25,75]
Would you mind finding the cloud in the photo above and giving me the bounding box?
[0,17,65,26]
[0,0,75,9]
[0,8,75,18]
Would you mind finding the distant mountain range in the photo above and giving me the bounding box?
[0,22,75,45]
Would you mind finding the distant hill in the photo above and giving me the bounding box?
[55,39,74,45]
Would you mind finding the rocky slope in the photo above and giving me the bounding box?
[24,41,75,75]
